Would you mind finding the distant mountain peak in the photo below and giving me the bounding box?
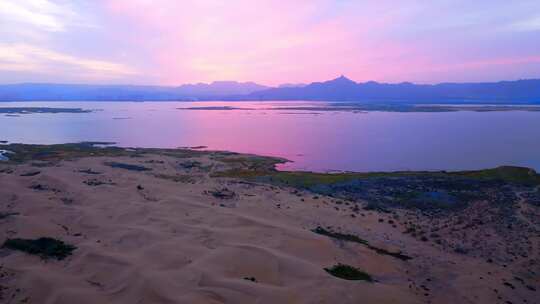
[2,77,540,102]
[245,77,540,102]
[328,75,356,84]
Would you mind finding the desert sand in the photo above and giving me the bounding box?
[0,145,538,304]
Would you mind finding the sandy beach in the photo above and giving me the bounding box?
[0,144,538,304]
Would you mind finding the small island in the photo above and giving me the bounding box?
[0,107,93,114]
[176,104,540,113]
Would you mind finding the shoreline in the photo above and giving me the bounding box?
[0,142,538,303]
[2,141,538,175]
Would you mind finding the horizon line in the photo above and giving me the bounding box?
[1,76,540,88]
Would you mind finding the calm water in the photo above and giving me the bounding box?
[1,101,540,172]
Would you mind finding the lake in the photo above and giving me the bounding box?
[1,101,540,172]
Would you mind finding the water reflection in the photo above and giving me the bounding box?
[1,101,539,172]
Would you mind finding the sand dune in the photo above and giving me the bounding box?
[0,151,537,303]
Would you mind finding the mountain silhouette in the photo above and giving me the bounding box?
[246,76,540,103]
[0,77,539,103]
[0,81,268,101]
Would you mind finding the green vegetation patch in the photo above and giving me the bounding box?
[324,263,373,281]
[104,162,151,171]
[366,244,412,261]
[153,173,195,183]
[313,227,411,261]
[213,154,287,171]
[0,212,19,219]
[312,226,369,245]
[217,166,540,188]
[159,149,207,159]
[216,165,540,215]
[215,169,433,188]
[450,166,540,186]
[2,237,76,260]
[19,170,41,177]
[178,160,202,169]
[78,168,103,175]
[2,142,131,163]
[207,188,236,199]
[1,143,232,168]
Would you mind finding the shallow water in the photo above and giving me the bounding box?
[1,101,540,172]
[0,150,12,161]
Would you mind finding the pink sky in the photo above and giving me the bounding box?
[0,0,539,85]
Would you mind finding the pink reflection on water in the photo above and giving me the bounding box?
[2,101,540,172]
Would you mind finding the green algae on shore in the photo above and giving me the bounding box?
[215,166,540,187]
[4,143,539,188]
[215,163,540,216]
[0,142,128,163]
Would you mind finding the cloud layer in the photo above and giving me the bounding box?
[1,0,539,85]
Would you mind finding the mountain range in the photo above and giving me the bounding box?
[0,81,268,101]
[1,76,539,103]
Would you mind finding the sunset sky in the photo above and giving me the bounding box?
[1,0,539,86]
